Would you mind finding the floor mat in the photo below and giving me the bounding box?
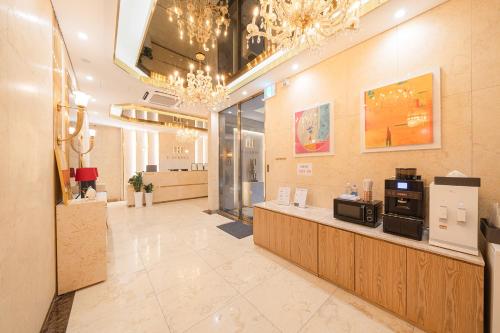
[217,221,253,239]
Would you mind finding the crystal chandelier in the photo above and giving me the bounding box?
[246,0,361,51]
[176,127,199,143]
[169,52,228,107]
[167,0,230,52]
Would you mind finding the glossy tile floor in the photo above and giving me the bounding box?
[67,198,422,333]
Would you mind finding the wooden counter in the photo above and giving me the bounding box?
[254,202,484,333]
[127,171,208,206]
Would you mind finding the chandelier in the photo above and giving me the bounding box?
[169,52,228,107]
[246,0,361,51]
[167,0,230,52]
[176,127,199,143]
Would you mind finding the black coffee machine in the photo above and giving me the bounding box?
[382,168,424,240]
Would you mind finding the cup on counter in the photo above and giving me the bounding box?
[362,178,373,202]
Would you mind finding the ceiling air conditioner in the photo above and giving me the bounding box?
[142,90,181,108]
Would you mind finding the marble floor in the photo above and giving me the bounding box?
[67,198,422,333]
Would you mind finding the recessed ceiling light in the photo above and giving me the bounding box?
[85,75,94,81]
[77,32,88,40]
[394,8,406,19]
[292,63,299,70]
[91,98,96,102]
[242,91,248,96]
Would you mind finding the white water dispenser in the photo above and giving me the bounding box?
[429,171,480,255]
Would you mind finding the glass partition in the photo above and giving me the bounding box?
[219,93,265,221]
[240,95,265,220]
[219,105,240,217]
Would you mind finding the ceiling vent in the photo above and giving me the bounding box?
[142,90,181,108]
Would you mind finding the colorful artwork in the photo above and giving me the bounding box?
[294,103,332,156]
[363,72,440,152]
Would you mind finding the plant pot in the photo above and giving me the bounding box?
[134,191,143,208]
[145,192,153,207]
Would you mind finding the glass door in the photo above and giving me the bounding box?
[218,93,265,222]
[219,105,240,217]
[240,94,265,221]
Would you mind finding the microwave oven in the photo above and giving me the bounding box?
[333,198,383,228]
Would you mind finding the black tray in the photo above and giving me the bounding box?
[480,218,500,244]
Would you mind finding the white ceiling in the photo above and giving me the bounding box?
[52,0,446,130]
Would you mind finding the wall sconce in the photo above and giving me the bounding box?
[70,128,96,156]
[57,91,90,146]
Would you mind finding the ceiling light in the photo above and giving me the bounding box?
[166,0,230,52]
[91,98,96,102]
[77,32,88,40]
[394,9,406,19]
[242,91,248,96]
[247,0,361,51]
[292,63,299,70]
[164,52,227,107]
[85,75,93,81]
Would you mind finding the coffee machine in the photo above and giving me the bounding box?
[383,168,425,240]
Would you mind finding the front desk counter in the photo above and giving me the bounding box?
[254,201,484,333]
[127,170,208,206]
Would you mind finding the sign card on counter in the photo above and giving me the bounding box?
[294,188,308,208]
[277,187,291,206]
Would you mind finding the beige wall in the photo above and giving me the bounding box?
[0,0,57,332]
[89,125,123,201]
[265,0,500,217]
[159,132,196,171]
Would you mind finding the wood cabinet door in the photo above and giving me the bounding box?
[290,217,318,274]
[318,225,355,291]
[269,212,291,259]
[355,235,406,316]
[253,207,270,249]
[406,248,483,333]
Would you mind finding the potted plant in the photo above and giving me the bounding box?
[143,183,154,207]
[128,172,143,207]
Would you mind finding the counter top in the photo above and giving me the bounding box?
[255,201,484,267]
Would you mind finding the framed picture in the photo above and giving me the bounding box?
[360,68,441,153]
[293,102,334,157]
[54,147,72,204]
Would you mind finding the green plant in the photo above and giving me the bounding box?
[143,183,154,193]
[128,172,143,192]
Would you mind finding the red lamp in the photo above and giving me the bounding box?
[75,167,98,198]
[75,167,98,181]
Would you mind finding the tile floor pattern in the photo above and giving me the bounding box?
[67,198,422,333]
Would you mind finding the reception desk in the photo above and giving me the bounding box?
[127,171,208,206]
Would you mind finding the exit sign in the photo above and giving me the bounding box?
[263,83,276,100]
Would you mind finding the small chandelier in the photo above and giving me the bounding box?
[246,0,361,51]
[167,0,230,52]
[176,127,199,143]
[169,52,228,107]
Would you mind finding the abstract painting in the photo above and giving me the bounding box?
[294,103,333,156]
[361,69,441,152]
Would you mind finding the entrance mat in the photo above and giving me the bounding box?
[217,221,253,239]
